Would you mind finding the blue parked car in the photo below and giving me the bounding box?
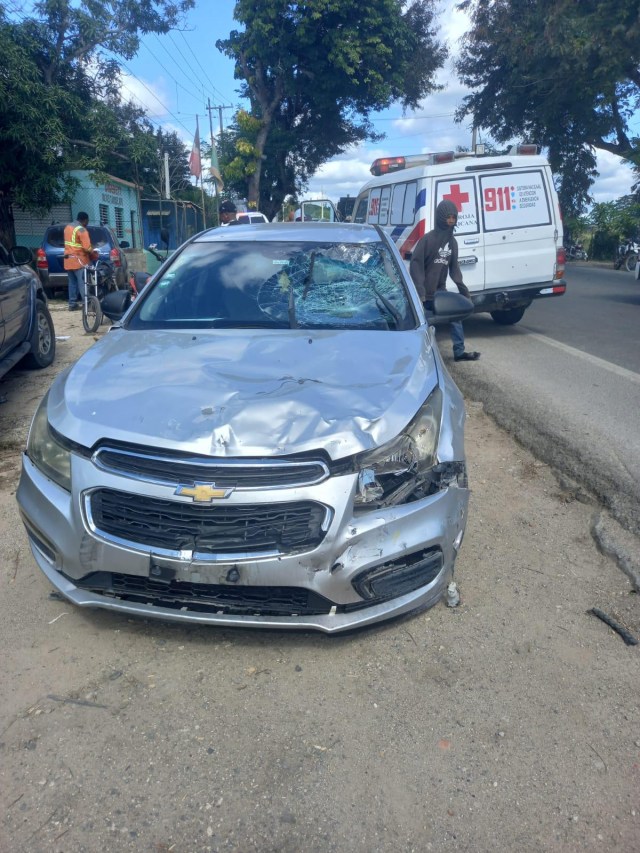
[36,223,129,296]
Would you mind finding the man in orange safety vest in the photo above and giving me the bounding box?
[63,212,94,311]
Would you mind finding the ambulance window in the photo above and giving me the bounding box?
[480,170,552,230]
[378,187,391,225]
[368,188,382,224]
[353,197,368,224]
[404,182,417,223]
[390,181,417,225]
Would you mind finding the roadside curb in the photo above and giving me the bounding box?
[591,511,640,591]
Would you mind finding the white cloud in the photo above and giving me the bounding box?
[592,151,636,203]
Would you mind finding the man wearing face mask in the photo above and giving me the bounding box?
[410,199,480,362]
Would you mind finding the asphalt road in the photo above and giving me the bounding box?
[445,261,640,550]
[525,262,640,374]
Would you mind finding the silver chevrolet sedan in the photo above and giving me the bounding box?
[17,223,472,633]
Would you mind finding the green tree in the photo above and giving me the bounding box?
[0,0,193,246]
[456,0,640,217]
[216,0,446,215]
[587,195,640,259]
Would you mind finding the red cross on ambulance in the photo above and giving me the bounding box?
[443,183,470,212]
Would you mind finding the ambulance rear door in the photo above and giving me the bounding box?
[434,175,485,293]
[474,164,558,289]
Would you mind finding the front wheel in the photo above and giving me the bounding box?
[490,306,526,326]
[625,253,638,273]
[23,300,56,369]
[82,294,102,333]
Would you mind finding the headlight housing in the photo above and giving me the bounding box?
[26,392,71,491]
[354,387,443,506]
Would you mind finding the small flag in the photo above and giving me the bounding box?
[189,119,202,178]
[210,137,224,190]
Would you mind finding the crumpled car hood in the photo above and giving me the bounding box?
[48,328,438,459]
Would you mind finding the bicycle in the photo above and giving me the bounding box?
[66,253,117,332]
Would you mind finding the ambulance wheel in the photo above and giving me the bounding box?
[490,307,526,325]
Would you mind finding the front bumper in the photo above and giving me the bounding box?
[17,451,468,634]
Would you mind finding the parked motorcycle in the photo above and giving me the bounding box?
[614,239,640,272]
[565,241,588,261]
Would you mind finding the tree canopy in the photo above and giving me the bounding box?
[216,0,446,216]
[456,0,640,217]
[0,0,193,246]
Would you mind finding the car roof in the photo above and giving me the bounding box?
[194,222,381,244]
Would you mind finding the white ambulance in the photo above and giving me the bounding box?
[352,145,566,324]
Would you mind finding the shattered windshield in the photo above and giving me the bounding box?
[128,240,416,331]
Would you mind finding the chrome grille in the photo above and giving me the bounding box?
[88,489,328,555]
[93,447,329,490]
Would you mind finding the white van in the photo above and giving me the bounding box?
[352,145,566,324]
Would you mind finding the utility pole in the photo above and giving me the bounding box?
[207,100,234,137]
[207,99,233,224]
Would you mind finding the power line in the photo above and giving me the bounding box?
[117,59,193,136]
[142,37,204,104]
[177,29,234,104]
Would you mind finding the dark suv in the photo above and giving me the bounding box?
[36,224,129,296]
[0,242,55,380]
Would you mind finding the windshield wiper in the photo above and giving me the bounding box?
[372,286,403,329]
[210,319,290,329]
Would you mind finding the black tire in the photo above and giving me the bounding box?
[625,253,638,273]
[23,300,56,369]
[82,294,102,333]
[490,306,526,326]
[614,258,623,270]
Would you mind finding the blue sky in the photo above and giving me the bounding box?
[21,0,640,206]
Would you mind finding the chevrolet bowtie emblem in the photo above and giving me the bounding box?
[174,483,233,502]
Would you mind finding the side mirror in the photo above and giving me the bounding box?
[428,291,474,325]
[11,245,33,265]
[101,289,132,322]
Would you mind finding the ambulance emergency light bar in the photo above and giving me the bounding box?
[370,144,539,176]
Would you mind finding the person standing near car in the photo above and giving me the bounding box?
[219,200,241,226]
[409,199,480,362]
[63,212,94,311]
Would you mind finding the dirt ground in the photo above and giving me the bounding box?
[0,300,639,852]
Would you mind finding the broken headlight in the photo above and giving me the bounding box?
[354,387,442,505]
[26,392,71,491]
